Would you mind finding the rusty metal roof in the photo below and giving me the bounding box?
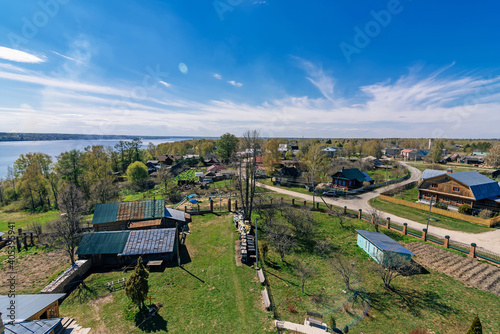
[92,199,165,225]
[128,219,162,229]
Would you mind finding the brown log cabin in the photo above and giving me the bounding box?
[418,169,500,213]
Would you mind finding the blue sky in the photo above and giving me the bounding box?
[0,0,499,138]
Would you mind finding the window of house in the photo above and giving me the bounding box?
[431,183,438,189]
[102,226,108,231]
[453,186,460,192]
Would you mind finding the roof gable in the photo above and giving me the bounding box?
[422,169,447,180]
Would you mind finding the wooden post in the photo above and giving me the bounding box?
[235,200,238,211]
[444,235,450,248]
[422,228,427,241]
[281,197,284,204]
[30,232,34,246]
[316,202,319,210]
[228,198,232,212]
[23,234,28,250]
[18,228,22,235]
[403,223,407,235]
[16,237,21,252]
[292,198,295,206]
[184,206,187,213]
[371,214,375,224]
[344,206,347,214]
[303,200,306,207]
[469,243,477,258]
[270,198,273,206]
[210,200,213,212]
[386,217,391,229]
[358,209,362,219]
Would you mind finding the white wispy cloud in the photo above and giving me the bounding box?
[1,61,500,138]
[228,80,243,87]
[213,73,222,79]
[52,51,89,66]
[293,56,335,102]
[159,81,172,88]
[0,46,45,63]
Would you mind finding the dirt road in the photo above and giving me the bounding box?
[256,163,500,254]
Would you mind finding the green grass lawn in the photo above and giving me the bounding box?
[392,185,419,202]
[60,213,274,333]
[369,197,492,233]
[365,168,401,182]
[259,211,500,333]
[0,209,61,233]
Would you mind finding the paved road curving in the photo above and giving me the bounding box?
[256,163,500,254]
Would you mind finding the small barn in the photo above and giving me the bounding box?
[76,228,178,267]
[0,294,65,324]
[355,230,414,265]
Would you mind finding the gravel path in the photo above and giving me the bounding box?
[256,162,500,254]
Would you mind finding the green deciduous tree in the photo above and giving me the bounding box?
[428,139,445,164]
[125,257,150,309]
[217,133,239,162]
[126,161,149,185]
[263,138,282,175]
[301,143,328,208]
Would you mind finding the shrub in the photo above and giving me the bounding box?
[458,204,473,215]
[433,202,448,210]
[478,209,493,219]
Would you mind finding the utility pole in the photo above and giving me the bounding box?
[426,195,434,231]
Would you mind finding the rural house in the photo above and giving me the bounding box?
[274,166,302,186]
[418,169,500,213]
[330,168,374,191]
[92,199,187,232]
[76,228,178,267]
[401,149,430,161]
[0,294,65,324]
[356,230,414,265]
[492,169,500,179]
[157,154,175,166]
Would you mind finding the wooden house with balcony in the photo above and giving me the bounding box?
[418,169,500,213]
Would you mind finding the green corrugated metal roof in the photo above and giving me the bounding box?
[92,202,119,224]
[332,168,366,183]
[76,231,130,255]
[92,200,165,224]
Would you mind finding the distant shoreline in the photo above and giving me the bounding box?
[0,132,211,142]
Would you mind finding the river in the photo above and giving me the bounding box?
[0,137,193,179]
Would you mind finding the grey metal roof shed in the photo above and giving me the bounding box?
[0,294,65,323]
[356,230,414,265]
[5,318,62,334]
[119,228,176,256]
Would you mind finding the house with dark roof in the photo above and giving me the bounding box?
[76,228,178,267]
[274,166,302,186]
[157,154,175,166]
[401,149,430,161]
[492,169,500,179]
[418,170,500,213]
[356,230,414,265]
[92,199,187,232]
[0,294,65,324]
[461,156,483,165]
[331,168,374,191]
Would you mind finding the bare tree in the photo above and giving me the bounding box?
[236,130,261,221]
[281,206,316,242]
[301,143,328,208]
[373,252,419,289]
[327,207,346,228]
[53,184,86,264]
[330,253,358,290]
[266,223,296,262]
[294,258,316,294]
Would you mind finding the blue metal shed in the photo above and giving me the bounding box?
[355,229,414,264]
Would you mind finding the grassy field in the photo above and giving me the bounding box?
[60,213,274,333]
[410,160,495,175]
[365,168,401,182]
[259,211,500,333]
[0,209,61,233]
[392,185,419,202]
[369,197,492,233]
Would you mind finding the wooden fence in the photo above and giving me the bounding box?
[379,195,500,227]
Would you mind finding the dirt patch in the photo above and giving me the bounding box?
[406,242,500,296]
[235,239,242,266]
[0,248,70,294]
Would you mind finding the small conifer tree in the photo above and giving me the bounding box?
[125,257,150,309]
[466,314,482,334]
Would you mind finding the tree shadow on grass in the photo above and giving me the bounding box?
[369,286,455,318]
[263,268,299,288]
[135,305,168,332]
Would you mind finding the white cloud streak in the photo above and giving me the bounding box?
[213,73,222,79]
[0,46,45,63]
[228,80,243,87]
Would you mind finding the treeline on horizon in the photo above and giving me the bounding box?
[0,132,195,142]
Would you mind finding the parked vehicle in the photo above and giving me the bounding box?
[202,178,214,183]
[322,190,337,197]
